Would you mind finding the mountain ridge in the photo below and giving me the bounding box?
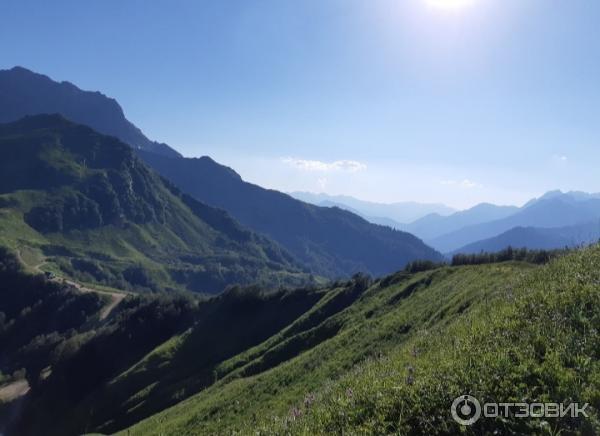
[430,196,600,252]
[0,66,180,158]
[291,191,456,224]
[0,114,311,294]
[402,202,520,241]
[452,220,600,255]
[138,151,443,278]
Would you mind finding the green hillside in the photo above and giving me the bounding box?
[2,231,597,434]
[123,247,599,435]
[0,115,312,294]
[0,245,325,436]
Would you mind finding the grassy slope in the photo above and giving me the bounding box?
[123,261,535,435]
[253,246,600,435]
[49,286,329,434]
[0,116,312,294]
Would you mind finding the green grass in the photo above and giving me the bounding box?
[115,247,600,435]
[248,246,600,435]
[122,261,540,435]
[0,206,46,249]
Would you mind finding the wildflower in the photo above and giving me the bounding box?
[289,406,302,420]
[304,393,316,408]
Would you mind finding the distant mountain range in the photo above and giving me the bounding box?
[280,192,600,256]
[0,67,442,278]
[429,193,600,253]
[523,189,600,207]
[452,221,600,255]
[291,192,455,225]
[295,197,408,229]
[400,203,519,241]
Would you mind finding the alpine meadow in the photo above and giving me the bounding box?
[1,1,599,435]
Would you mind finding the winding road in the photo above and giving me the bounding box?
[16,249,126,320]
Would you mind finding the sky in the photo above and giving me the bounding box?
[1,0,599,209]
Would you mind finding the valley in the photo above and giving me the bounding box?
[1,7,600,432]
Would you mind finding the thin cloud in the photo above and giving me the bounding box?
[282,157,367,173]
[552,154,568,163]
[441,179,482,189]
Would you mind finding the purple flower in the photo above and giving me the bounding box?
[304,393,316,408]
[289,406,302,419]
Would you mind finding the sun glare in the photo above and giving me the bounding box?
[426,0,475,10]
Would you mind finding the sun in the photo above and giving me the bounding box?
[425,0,475,10]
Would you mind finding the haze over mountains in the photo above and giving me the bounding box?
[400,203,520,241]
[290,192,456,226]
[426,192,600,253]
[453,221,600,255]
[293,190,600,255]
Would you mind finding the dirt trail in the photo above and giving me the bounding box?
[16,249,126,320]
[64,279,126,320]
[0,379,30,402]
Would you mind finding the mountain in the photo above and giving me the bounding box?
[0,115,311,294]
[0,66,441,278]
[291,191,455,224]
[402,202,520,241]
[523,189,600,208]
[452,220,600,254]
[138,151,442,278]
[0,66,180,158]
[430,194,600,253]
[3,239,597,435]
[310,198,406,229]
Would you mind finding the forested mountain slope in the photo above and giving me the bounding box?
[138,151,442,278]
[0,115,310,294]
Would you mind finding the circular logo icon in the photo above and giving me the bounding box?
[451,395,481,426]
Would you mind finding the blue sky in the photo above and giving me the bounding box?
[1,0,599,209]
